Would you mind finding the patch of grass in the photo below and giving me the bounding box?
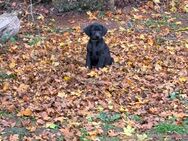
[97,112,121,123]
[102,123,115,133]
[168,91,180,100]
[0,110,12,118]
[144,15,178,30]
[154,123,187,134]
[80,128,91,141]
[54,27,74,34]
[28,36,42,46]
[0,72,16,80]
[2,127,29,140]
[97,11,105,19]
[97,136,120,141]
[131,115,142,122]
[56,135,64,141]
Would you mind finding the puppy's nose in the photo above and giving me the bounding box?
[96,33,100,38]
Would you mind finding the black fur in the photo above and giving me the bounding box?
[84,23,114,69]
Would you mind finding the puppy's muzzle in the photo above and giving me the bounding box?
[93,32,101,40]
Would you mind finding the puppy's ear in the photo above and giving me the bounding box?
[83,25,92,36]
[101,25,108,36]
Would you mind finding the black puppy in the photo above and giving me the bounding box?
[84,23,114,69]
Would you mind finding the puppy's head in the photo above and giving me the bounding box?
[83,23,107,40]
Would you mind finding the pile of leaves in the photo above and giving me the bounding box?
[0,1,188,140]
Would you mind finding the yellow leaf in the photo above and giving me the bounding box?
[37,14,44,21]
[60,42,66,47]
[9,60,16,68]
[183,4,188,13]
[17,84,29,93]
[3,82,9,91]
[87,71,98,77]
[147,37,154,46]
[119,106,128,112]
[139,34,145,40]
[63,76,71,81]
[97,105,104,112]
[101,67,109,72]
[119,26,126,32]
[186,43,188,48]
[179,77,187,83]
[108,105,113,110]
[70,90,82,96]
[175,21,182,25]
[137,133,148,141]
[153,0,160,4]
[20,108,32,116]
[57,92,67,98]
[86,11,97,20]
[52,61,60,66]
[155,63,162,71]
[123,125,135,136]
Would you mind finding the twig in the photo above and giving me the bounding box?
[29,0,35,22]
[28,0,40,35]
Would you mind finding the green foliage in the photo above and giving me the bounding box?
[97,112,121,123]
[0,110,11,118]
[28,36,42,46]
[56,135,64,141]
[80,128,91,141]
[131,115,142,122]
[168,91,180,100]
[144,15,178,30]
[0,72,16,80]
[2,127,29,139]
[154,123,187,134]
[102,123,115,132]
[98,136,120,141]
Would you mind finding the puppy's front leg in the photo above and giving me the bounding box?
[97,56,105,69]
[86,53,92,69]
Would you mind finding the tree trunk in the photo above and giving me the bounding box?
[0,12,20,42]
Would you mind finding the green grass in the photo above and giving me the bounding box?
[80,128,91,141]
[97,112,121,123]
[144,15,178,30]
[0,110,11,118]
[0,72,16,80]
[154,123,187,134]
[28,36,42,46]
[98,136,120,141]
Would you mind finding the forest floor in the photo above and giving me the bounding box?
[0,1,188,141]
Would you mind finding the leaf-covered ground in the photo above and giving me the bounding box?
[0,2,188,141]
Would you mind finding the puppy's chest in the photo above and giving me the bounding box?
[89,42,103,53]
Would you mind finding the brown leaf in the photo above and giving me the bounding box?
[20,108,32,116]
[108,130,119,137]
[9,134,19,141]
[17,84,29,94]
[3,82,9,91]
[60,127,74,139]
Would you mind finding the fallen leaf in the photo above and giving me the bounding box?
[87,71,98,77]
[3,82,9,91]
[137,133,148,141]
[64,76,71,81]
[179,77,187,83]
[153,0,160,4]
[57,92,67,98]
[17,84,29,93]
[46,123,58,129]
[20,108,32,116]
[123,125,135,136]
[9,60,16,68]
